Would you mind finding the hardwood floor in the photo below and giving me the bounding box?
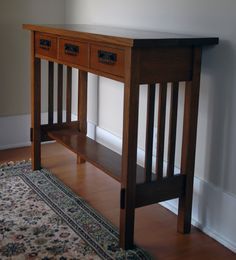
[0,143,235,259]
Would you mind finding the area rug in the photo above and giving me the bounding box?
[0,161,151,259]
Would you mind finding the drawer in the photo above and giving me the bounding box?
[35,32,57,59]
[59,38,89,67]
[90,45,125,77]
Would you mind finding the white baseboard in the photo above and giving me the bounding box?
[0,114,31,150]
[1,115,235,252]
[95,125,236,253]
[0,112,77,150]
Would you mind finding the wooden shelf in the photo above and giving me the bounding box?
[48,129,156,184]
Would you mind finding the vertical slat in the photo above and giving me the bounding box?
[66,67,72,123]
[156,83,167,180]
[177,47,202,233]
[78,70,88,133]
[48,61,54,125]
[31,31,41,170]
[77,70,88,164]
[57,64,63,124]
[167,82,179,177]
[120,48,140,250]
[144,83,156,182]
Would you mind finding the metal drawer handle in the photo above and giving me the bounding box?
[40,39,51,49]
[98,50,117,65]
[64,43,79,56]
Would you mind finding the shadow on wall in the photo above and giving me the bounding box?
[202,39,236,195]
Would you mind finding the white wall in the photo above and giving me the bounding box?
[64,0,236,251]
[0,0,65,117]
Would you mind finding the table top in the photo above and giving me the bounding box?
[23,24,219,47]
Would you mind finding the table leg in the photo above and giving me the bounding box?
[120,49,140,249]
[177,47,202,233]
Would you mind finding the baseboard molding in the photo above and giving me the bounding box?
[0,112,77,150]
[0,114,31,150]
[1,115,235,252]
[95,125,236,253]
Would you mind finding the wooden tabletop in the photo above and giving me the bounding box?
[23,24,219,47]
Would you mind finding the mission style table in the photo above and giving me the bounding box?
[23,24,218,249]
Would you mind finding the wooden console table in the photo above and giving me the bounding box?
[23,24,218,249]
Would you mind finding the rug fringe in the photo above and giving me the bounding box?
[0,159,31,169]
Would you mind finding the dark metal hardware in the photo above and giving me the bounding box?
[64,43,79,56]
[39,39,51,49]
[30,128,33,142]
[98,50,117,65]
[120,188,126,209]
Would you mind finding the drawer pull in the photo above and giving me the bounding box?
[64,43,79,56]
[39,39,51,49]
[98,50,117,65]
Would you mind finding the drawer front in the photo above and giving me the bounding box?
[35,32,57,59]
[90,45,125,77]
[59,38,89,67]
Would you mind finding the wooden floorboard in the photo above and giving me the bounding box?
[0,143,235,259]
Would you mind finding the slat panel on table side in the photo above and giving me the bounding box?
[167,82,179,177]
[66,67,72,123]
[144,83,156,182]
[48,61,54,125]
[156,83,167,180]
[57,64,63,124]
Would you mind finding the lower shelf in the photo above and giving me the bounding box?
[48,129,156,184]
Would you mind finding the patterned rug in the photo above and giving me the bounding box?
[0,161,151,259]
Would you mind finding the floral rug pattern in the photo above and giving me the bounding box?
[0,161,151,259]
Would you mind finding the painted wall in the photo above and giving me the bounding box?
[0,0,65,117]
[65,0,236,197]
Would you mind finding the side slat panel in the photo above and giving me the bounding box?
[77,70,88,164]
[156,83,167,180]
[66,67,72,123]
[48,61,54,125]
[78,70,88,133]
[145,84,156,182]
[57,64,63,124]
[167,82,179,177]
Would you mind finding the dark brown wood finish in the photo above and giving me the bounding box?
[139,47,193,83]
[156,83,167,180]
[135,175,185,208]
[144,84,156,182]
[90,44,125,77]
[35,32,57,59]
[78,70,88,134]
[34,54,125,83]
[24,24,218,47]
[47,129,157,183]
[31,31,41,170]
[57,64,63,124]
[24,24,218,250]
[77,70,88,164]
[167,82,179,177]
[59,38,89,67]
[66,67,72,123]
[177,48,202,233]
[40,122,80,142]
[48,61,54,125]
[120,48,140,249]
